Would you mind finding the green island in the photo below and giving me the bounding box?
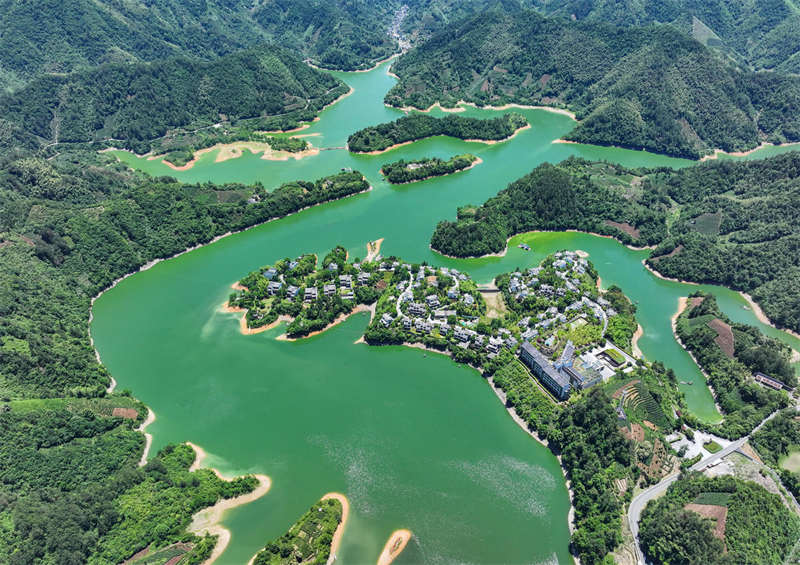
[674,292,794,438]
[431,154,800,334]
[252,496,344,565]
[639,474,800,564]
[346,113,528,153]
[380,154,479,184]
[386,11,800,159]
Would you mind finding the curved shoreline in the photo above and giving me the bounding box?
[99,84,355,167]
[699,141,800,161]
[431,228,652,261]
[632,324,644,358]
[185,442,272,565]
[376,529,412,565]
[486,375,578,561]
[153,141,320,172]
[137,409,156,466]
[366,238,384,261]
[353,125,530,155]
[323,493,350,564]
[383,156,483,185]
[392,100,577,120]
[643,261,800,343]
[671,298,725,421]
[275,304,375,341]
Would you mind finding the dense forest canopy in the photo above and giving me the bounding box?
[386,10,800,158]
[0,44,348,154]
[639,474,800,565]
[531,0,800,73]
[347,113,527,152]
[430,153,800,333]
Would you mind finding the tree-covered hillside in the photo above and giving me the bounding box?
[639,474,800,565]
[0,44,348,153]
[0,0,411,92]
[531,0,800,73]
[430,153,800,333]
[386,10,800,158]
[0,143,368,562]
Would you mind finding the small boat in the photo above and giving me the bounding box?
[423,354,426,357]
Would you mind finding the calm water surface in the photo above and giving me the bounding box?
[93,61,800,564]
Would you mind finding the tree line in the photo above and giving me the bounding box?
[347,113,528,153]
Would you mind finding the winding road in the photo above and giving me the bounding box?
[628,409,781,564]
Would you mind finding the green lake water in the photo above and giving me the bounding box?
[92,60,800,564]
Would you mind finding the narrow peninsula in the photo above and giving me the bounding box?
[250,495,346,565]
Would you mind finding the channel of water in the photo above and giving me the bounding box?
[92,60,800,564]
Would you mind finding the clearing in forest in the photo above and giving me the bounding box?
[708,318,735,358]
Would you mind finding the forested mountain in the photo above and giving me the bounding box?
[0,0,404,92]
[430,154,800,333]
[0,44,348,153]
[0,0,268,92]
[531,0,800,73]
[386,10,800,158]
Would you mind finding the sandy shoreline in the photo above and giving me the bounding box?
[366,238,385,261]
[323,493,350,564]
[632,324,644,358]
[152,141,320,171]
[185,442,271,565]
[137,409,156,466]
[645,262,800,342]
[259,117,320,134]
[741,293,800,340]
[383,156,483,184]
[394,99,577,120]
[464,123,531,144]
[376,529,412,565]
[699,142,800,161]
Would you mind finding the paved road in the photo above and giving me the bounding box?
[628,409,780,564]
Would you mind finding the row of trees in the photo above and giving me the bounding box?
[347,113,528,153]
